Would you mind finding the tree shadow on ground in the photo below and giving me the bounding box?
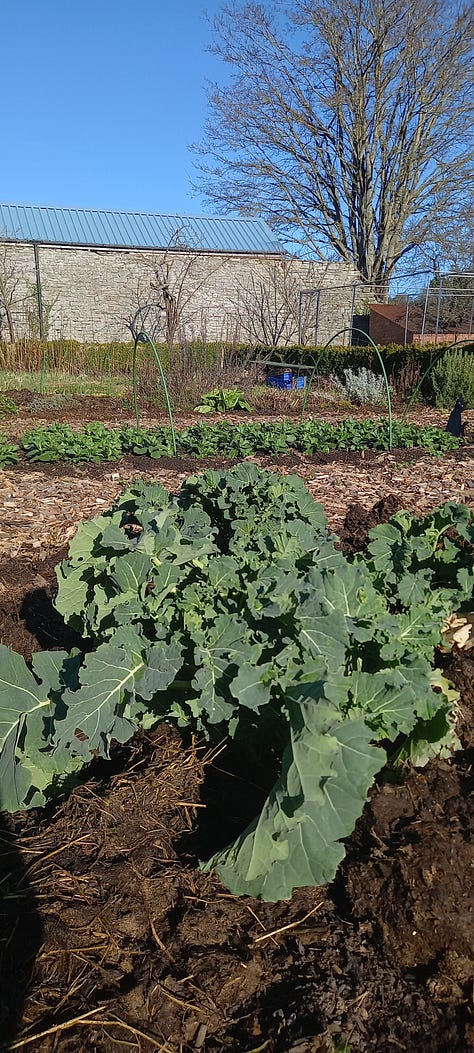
[19,587,87,654]
[0,805,43,1044]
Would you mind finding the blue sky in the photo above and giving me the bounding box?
[2,0,226,215]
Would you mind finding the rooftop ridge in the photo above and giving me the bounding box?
[0,201,270,225]
[0,202,282,255]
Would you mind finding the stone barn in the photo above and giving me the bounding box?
[0,203,359,346]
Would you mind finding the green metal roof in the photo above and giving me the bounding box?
[0,203,282,255]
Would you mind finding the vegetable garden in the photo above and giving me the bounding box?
[0,364,473,1053]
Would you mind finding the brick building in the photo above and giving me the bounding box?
[369,302,473,346]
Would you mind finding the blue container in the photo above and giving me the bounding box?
[267,371,292,389]
[267,371,306,390]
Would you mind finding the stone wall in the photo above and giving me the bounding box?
[0,241,360,346]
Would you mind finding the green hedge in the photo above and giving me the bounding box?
[1,337,472,384]
[257,342,474,378]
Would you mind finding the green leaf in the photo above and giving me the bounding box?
[135,638,184,700]
[66,514,112,563]
[0,646,51,751]
[0,727,34,812]
[100,523,136,552]
[0,647,82,811]
[191,665,237,725]
[110,551,153,593]
[296,595,348,668]
[54,643,144,758]
[393,706,461,766]
[396,570,438,607]
[457,564,474,601]
[229,662,273,711]
[376,607,444,662]
[193,614,262,673]
[207,555,240,592]
[145,563,186,611]
[204,696,385,900]
[327,668,421,738]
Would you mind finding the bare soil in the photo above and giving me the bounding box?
[0,393,473,1053]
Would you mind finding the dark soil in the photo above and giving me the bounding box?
[0,490,473,1053]
[3,390,133,422]
[4,443,474,487]
[2,385,471,431]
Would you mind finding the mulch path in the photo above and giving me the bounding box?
[0,446,473,562]
[0,393,473,561]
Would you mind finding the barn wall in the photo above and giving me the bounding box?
[0,242,360,345]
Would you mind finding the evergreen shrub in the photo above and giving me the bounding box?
[430,347,474,408]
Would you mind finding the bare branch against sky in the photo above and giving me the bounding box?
[193,0,474,283]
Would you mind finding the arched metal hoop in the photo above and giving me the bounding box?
[132,331,177,455]
[300,326,393,449]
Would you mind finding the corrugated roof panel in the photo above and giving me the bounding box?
[101,210,124,244]
[0,203,281,254]
[135,212,156,247]
[78,209,94,242]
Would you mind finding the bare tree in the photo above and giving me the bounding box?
[417,203,474,274]
[149,254,196,350]
[0,246,30,341]
[232,256,319,345]
[124,278,164,342]
[125,227,226,349]
[194,0,474,285]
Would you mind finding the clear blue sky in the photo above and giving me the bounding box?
[2,0,227,216]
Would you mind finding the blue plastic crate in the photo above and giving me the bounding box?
[267,371,306,390]
[267,371,292,389]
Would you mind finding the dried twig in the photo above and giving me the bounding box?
[252,900,325,944]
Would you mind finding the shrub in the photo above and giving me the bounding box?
[0,394,18,416]
[329,367,387,405]
[430,348,474,409]
[27,393,68,414]
[194,388,252,413]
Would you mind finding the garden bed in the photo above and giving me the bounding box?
[0,395,473,1053]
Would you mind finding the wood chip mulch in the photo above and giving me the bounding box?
[0,403,473,562]
[1,447,473,563]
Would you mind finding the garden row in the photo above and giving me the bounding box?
[2,464,473,901]
[0,418,462,468]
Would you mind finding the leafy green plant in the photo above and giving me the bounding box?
[431,348,474,408]
[22,423,76,462]
[0,416,460,471]
[0,394,18,417]
[194,387,252,413]
[119,425,174,458]
[22,422,122,463]
[0,432,19,467]
[361,501,474,613]
[0,466,470,903]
